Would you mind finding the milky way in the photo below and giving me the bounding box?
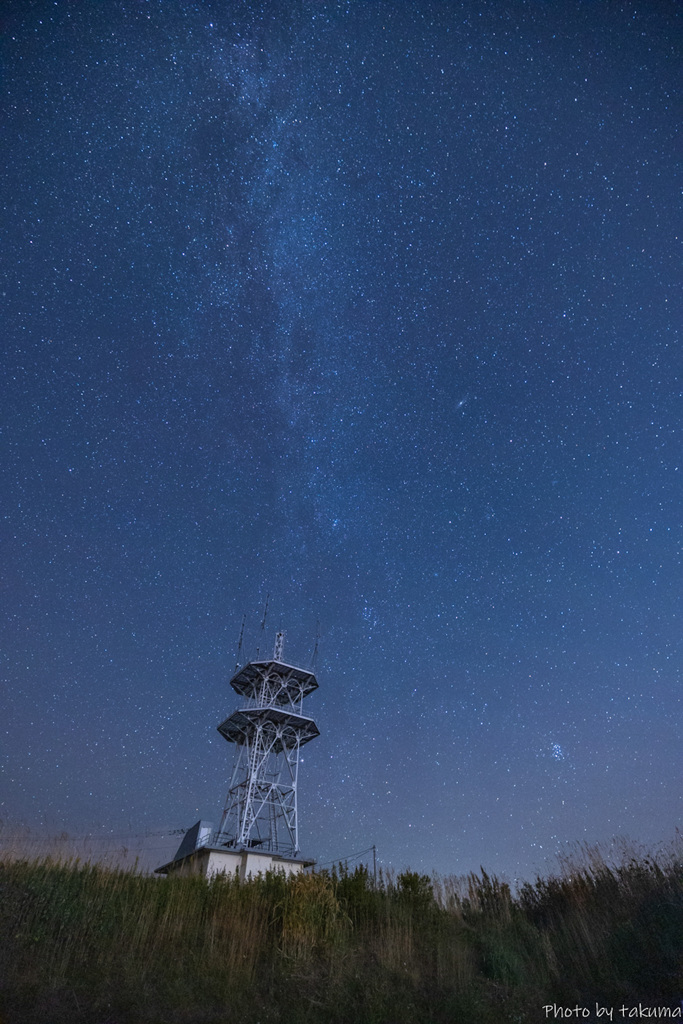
[1,1,680,881]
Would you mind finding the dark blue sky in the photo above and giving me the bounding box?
[1,0,680,881]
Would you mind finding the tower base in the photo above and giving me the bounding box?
[155,821,314,880]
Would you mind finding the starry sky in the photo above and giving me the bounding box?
[1,0,680,882]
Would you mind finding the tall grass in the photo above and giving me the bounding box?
[0,839,681,1023]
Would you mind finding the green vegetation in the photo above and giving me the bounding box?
[0,842,681,1023]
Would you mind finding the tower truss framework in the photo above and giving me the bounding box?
[216,635,319,857]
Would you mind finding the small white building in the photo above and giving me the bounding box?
[155,821,314,881]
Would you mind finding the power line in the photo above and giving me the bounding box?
[0,828,186,844]
[315,845,377,868]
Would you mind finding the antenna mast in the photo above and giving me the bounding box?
[311,620,320,670]
[256,593,269,659]
[235,614,246,672]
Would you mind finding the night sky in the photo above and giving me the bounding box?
[1,1,680,883]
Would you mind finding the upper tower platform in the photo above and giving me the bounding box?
[228,659,318,706]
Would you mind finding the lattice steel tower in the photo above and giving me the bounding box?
[216,632,319,857]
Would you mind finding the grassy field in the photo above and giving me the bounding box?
[0,840,681,1023]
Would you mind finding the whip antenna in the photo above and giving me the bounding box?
[256,593,269,659]
[235,614,246,672]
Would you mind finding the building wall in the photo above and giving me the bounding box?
[242,851,306,880]
[163,848,309,881]
[162,848,213,878]
[205,850,245,879]
[205,850,306,881]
